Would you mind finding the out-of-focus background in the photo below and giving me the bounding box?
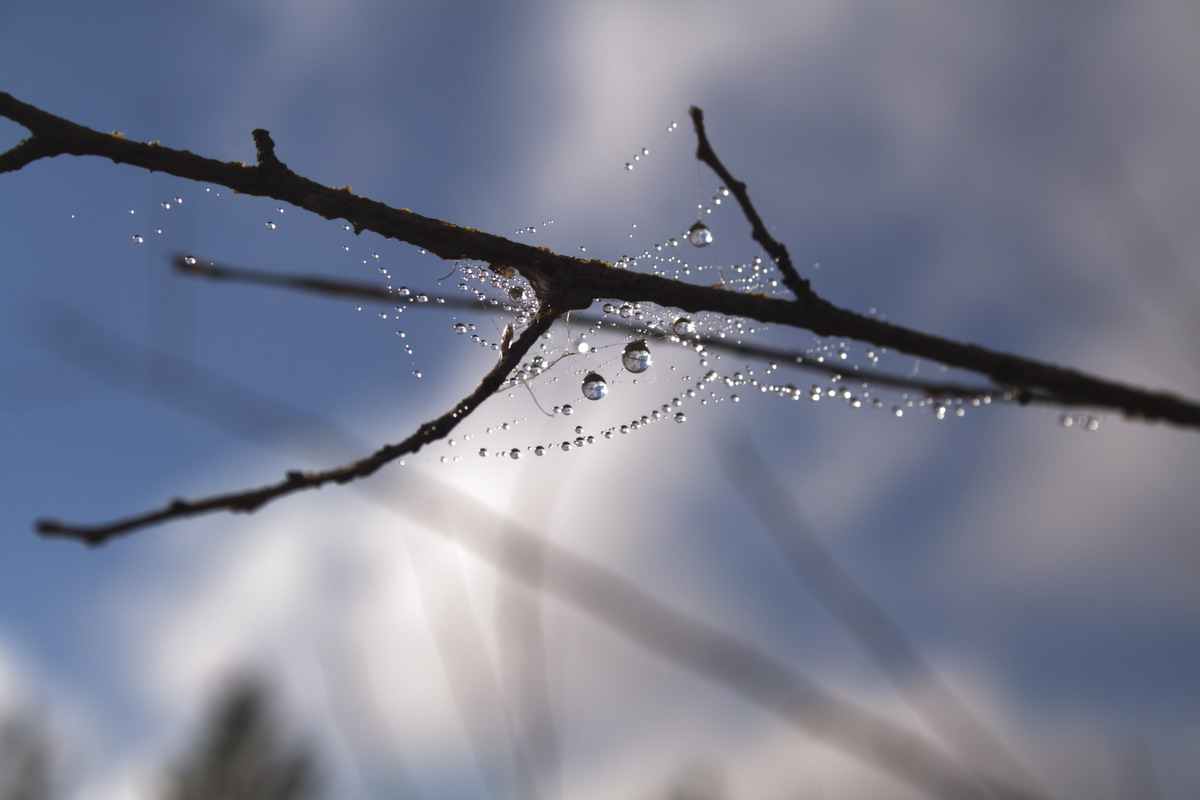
[2,2,1199,798]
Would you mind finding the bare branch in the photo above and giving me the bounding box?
[0,135,55,173]
[173,254,421,304]
[3,91,1196,426]
[688,105,815,303]
[3,89,1200,536]
[35,309,558,545]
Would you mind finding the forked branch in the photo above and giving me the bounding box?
[3,90,1199,540]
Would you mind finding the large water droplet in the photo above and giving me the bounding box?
[508,286,525,303]
[265,220,277,230]
[622,340,652,374]
[687,221,713,247]
[581,372,608,401]
[453,322,467,334]
[561,404,574,416]
[673,317,696,337]
[509,448,522,460]
[131,234,144,243]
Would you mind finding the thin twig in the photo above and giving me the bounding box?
[689,106,815,303]
[169,255,1073,410]
[35,309,558,545]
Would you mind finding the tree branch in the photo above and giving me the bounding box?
[35,309,558,545]
[2,91,1190,426]
[3,89,1199,537]
[688,105,816,303]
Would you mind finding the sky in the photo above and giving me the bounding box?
[2,1,1200,798]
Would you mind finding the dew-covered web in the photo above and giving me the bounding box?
[120,119,1101,464]
[375,117,1084,466]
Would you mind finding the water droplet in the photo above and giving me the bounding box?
[508,286,525,302]
[479,448,489,457]
[672,317,696,337]
[622,340,652,374]
[687,221,713,247]
[581,373,608,401]
[412,370,422,378]
[183,255,197,265]
[624,162,633,171]
[674,412,687,423]
[131,234,144,243]
[534,445,547,456]
[509,448,522,460]
[265,221,277,230]
[174,197,184,204]
[453,322,467,334]
[561,404,574,416]
[160,201,171,210]
[618,304,633,319]
[416,293,429,303]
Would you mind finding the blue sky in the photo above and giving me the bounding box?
[2,2,1200,798]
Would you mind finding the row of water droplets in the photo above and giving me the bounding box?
[427,119,996,463]
[116,144,1100,449]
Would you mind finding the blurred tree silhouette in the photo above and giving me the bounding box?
[0,715,53,800]
[165,678,319,800]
